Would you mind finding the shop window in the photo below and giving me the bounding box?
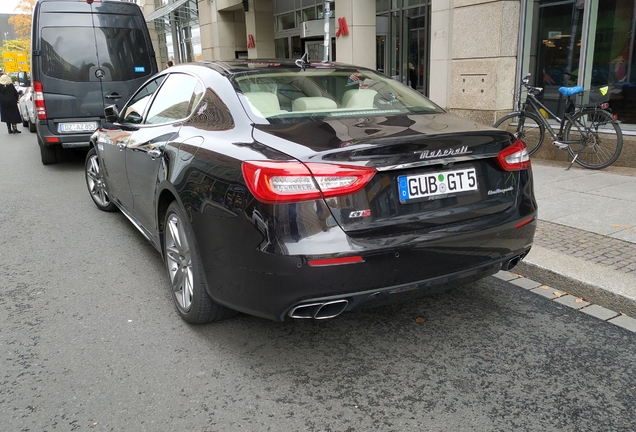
[275,38,290,59]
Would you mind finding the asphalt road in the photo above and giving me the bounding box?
[2,131,636,431]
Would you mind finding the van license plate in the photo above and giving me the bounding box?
[58,122,99,133]
[398,168,478,202]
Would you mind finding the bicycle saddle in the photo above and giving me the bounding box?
[558,86,584,96]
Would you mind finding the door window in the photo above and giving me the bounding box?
[145,73,201,124]
[95,28,154,81]
[122,76,166,124]
[41,27,99,82]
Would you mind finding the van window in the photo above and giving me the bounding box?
[41,27,99,82]
[95,28,153,81]
[41,27,153,82]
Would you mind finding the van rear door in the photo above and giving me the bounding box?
[91,1,156,115]
[35,1,155,134]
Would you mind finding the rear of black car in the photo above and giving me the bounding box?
[191,63,537,321]
[31,0,157,164]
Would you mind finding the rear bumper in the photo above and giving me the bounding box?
[194,212,537,321]
[37,120,99,148]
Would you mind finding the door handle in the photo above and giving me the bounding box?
[105,92,122,100]
[147,149,162,159]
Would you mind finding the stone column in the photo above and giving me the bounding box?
[200,0,247,60]
[429,0,453,109]
[449,0,520,125]
[244,0,275,59]
[334,0,375,69]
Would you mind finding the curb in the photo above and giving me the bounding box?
[514,260,636,318]
[496,268,636,333]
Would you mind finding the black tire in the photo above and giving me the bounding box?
[85,147,117,212]
[163,201,236,324]
[564,109,623,169]
[38,138,58,165]
[28,120,36,133]
[494,112,545,155]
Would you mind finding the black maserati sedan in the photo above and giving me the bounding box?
[84,60,537,324]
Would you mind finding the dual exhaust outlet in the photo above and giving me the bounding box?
[288,299,349,319]
[288,251,529,320]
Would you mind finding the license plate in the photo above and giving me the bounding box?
[398,167,478,202]
[58,122,99,133]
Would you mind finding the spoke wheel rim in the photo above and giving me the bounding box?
[86,154,110,207]
[165,213,194,312]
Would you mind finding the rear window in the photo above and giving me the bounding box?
[233,68,444,123]
[41,27,153,82]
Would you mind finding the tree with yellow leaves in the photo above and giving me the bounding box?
[8,0,37,40]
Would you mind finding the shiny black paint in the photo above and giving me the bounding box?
[92,61,537,321]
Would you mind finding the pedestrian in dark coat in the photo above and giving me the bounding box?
[0,74,22,134]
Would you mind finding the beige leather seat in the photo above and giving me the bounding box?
[292,96,337,112]
[342,89,377,109]
[244,92,287,117]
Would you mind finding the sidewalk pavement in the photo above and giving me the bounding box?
[512,158,636,318]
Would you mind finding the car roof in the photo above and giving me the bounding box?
[188,60,372,77]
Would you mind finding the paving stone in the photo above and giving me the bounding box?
[493,271,520,282]
[530,286,563,299]
[608,315,636,333]
[510,278,543,290]
[533,220,636,276]
[580,304,620,321]
[553,294,590,310]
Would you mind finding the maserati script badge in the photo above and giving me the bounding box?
[418,146,471,159]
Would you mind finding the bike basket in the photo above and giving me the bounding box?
[574,85,611,107]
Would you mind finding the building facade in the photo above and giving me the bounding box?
[138,0,636,131]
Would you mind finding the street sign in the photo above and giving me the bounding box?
[2,52,30,73]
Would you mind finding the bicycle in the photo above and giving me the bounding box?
[494,73,623,170]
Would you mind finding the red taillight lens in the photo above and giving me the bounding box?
[496,139,531,171]
[33,81,47,121]
[241,161,377,204]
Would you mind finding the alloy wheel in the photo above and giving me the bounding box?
[86,154,110,207]
[165,213,194,311]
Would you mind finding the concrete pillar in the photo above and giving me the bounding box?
[334,0,376,69]
[202,1,247,60]
[244,0,275,58]
[429,0,453,109]
[198,0,214,61]
[448,0,520,125]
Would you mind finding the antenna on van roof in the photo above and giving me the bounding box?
[295,52,310,71]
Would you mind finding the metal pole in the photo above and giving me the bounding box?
[323,2,330,62]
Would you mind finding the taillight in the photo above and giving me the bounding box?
[33,81,47,121]
[496,139,531,171]
[241,161,377,204]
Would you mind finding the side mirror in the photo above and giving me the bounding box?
[18,71,30,87]
[104,104,120,123]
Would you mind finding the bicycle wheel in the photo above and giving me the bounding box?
[563,109,623,169]
[494,112,545,155]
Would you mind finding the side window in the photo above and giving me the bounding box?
[122,76,166,124]
[145,74,200,125]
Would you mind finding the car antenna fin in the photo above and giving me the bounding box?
[295,52,310,71]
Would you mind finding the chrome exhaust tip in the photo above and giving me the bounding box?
[288,299,349,319]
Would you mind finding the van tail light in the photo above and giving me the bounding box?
[33,81,47,121]
[496,139,531,171]
[242,161,377,204]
